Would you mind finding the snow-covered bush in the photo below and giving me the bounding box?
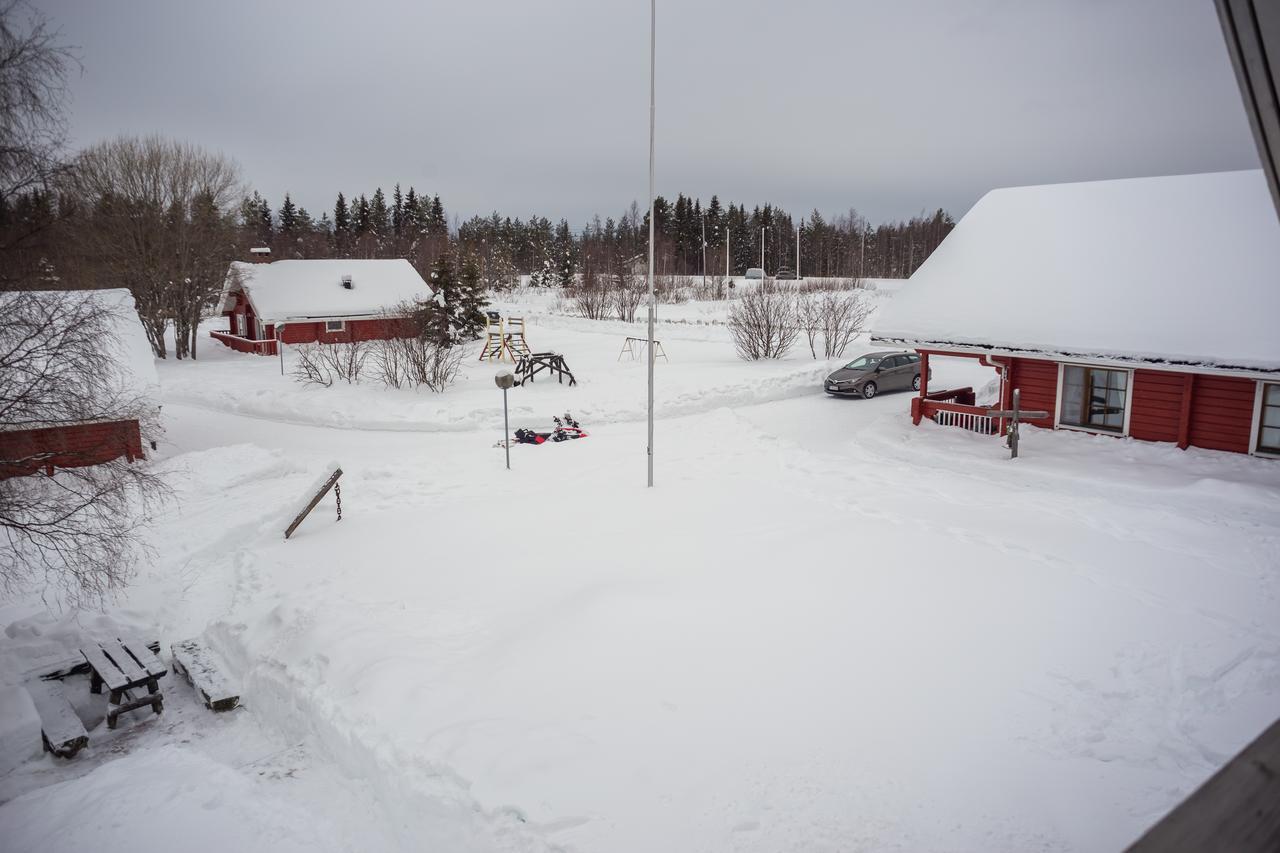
[727,289,799,360]
[372,335,462,392]
[613,275,645,322]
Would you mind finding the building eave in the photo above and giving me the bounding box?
[870,334,1280,380]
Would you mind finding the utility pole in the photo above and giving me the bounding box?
[860,229,866,279]
[796,224,801,280]
[646,0,656,489]
[760,226,765,273]
[701,217,706,290]
[725,225,730,278]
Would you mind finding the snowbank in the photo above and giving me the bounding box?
[1,746,344,853]
[0,686,40,777]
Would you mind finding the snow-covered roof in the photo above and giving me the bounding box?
[872,170,1280,374]
[59,289,158,400]
[221,259,433,322]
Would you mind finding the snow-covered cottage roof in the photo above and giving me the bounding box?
[51,289,158,401]
[872,170,1280,374]
[1,289,158,432]
[220,259,433,322]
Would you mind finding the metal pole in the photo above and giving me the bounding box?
[646,0,656,488]
[796,225,801,280]
[725,225,729,278]
[701,218,706,289]
[278,324,285,375]
[503,387,510,470]
[1010,388,1020,459]
[760,226,765,273]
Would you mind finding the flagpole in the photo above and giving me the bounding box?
[646,0,656,488]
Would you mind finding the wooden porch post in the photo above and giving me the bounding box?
[1177,374,1195,449]
[914,352,930,425]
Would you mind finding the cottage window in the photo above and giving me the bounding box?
[1257,383,1280,454]
[325,320,345,332]
[1060,365,1128,432]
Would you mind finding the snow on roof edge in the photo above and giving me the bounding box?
[870,332,1280,376]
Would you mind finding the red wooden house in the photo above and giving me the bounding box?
[213,254,434,356]
[1,289,159,479]
[872,170,1280,458]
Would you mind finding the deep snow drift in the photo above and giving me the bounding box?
[1,296,1277,852]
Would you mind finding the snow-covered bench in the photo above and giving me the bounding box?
[25,679,89,758]
[171,639,240,712]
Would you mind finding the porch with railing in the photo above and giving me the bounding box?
[210,329,277,356]
[911,387,1000,436]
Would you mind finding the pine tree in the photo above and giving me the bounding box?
[370,187,389,238]
[403,187,421,235]
[392,184,404,237]
[427,195,447,236]
[333,192,350,233]
[278,193,298,235]
[454,255,490,340]
[354,194,371,236]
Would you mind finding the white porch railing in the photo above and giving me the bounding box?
[934,408,997,435]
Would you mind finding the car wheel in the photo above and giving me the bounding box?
[912,374,921,391]
[862,382,877,400]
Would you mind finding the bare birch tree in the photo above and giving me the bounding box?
[69,136,243,358]
[0,290,166,607]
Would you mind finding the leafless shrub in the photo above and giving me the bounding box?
[364,301,464,392]
[689,275,728,301]
[655,275,691,304]
[572,272,612,321]
[793,291,872,359]
[793,276,866,295]
[291,340,370,386]
[613,274,645,322]
[0,290,167,607]
[727,288,799,360]
[818,291,872,358]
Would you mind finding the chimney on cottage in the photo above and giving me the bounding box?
[249,247,272,263]
[341,275,353,289]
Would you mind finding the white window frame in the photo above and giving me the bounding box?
[325,320,346,333]
[1053,362,1135,437]
[1249,380,1280,459]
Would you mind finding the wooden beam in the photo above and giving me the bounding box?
[284,468,342,540]
[1126,716,1280,852]
[1177,374,1195,450]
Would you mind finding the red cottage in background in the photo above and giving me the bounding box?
[872,170,1280,459]
[1,289,159,479]
[213,253,434,356]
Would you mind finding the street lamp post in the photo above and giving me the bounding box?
[646,0,656,488]
[796,225,801,281]
[495,369,515,470]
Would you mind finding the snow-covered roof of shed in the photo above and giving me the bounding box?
[70,289,159,400]
[221,259,433,321]
[872,170,1280,373]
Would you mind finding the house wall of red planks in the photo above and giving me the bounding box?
[0,420,144,479]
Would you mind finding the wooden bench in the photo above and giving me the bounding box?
[81,637,167,730]
[25,679,89,758]
[171,638,240,712]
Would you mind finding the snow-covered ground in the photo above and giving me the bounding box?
[2,294,1278,852]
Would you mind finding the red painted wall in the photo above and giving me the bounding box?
[1129,370,1186,444]
[1,420,144,479]
[1007,358,1058,428]
[277,317,410,345]
[1188,375,1257,454]
[916,352,1264,456]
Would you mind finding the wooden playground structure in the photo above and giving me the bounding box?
[479,313,532,362]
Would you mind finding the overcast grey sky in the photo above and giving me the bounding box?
[39,0,1259,225]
